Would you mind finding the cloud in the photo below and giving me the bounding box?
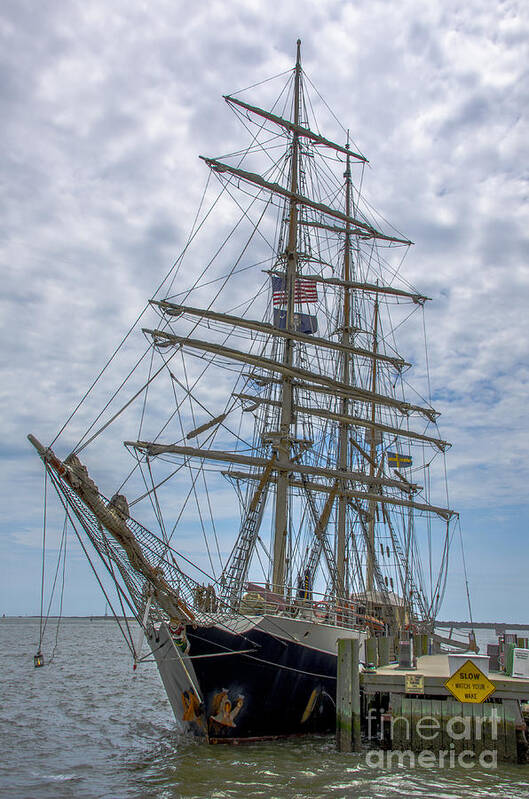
[1,0,528,621]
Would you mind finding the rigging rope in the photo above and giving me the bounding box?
[457,517,475,628]
[52,167,220,449]
[43,516,68,664]
[48,471,139,656]
[36,473,68,665]
[37,469,48,656]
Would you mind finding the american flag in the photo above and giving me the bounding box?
[271,275,318,306]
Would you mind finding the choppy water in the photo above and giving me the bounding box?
[1,618,528,799]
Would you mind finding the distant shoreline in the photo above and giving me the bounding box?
[2,616,529,629]
[1,615,133,620]
[436,621,529,630]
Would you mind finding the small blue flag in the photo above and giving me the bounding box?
[274,308,318,334]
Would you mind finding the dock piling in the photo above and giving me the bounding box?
[415,634,429,656]
[336,638,361,752]
[378,636,391,666]
[365,637,378,668]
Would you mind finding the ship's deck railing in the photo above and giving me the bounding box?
[230,582,387,633]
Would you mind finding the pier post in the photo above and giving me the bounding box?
[398,633,414,668]
[378,637,390,666]
[336,638,361,752]
[365,637,378,668]
[415,634,428,656]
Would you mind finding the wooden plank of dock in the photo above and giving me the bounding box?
[495,703,506,762]
[480,703,494,756]
[419,697,434,756]
[502,700,519,763]
[390,693,405,750]
[410,697,425,753]
[472,703,484,759]
[449,699,465,758]
[462,702,474,757]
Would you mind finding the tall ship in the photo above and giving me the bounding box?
[29,41,457,742]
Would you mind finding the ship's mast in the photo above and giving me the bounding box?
[336,145,353,600]
[271,39,302,593]
[28,47,460,641]
[366,294,380,593]
[133,53,453,608]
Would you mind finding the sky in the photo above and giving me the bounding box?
[1,0,529,624]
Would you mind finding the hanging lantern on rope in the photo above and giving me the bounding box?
[34,650,44,668]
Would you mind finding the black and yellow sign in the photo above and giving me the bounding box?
[444,659,496,703]
[405,674,424,694]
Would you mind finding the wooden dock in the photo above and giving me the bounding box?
[388,694,522,764]
[362,654,529,701]
[337,642,529,764]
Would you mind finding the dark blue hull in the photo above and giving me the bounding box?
[185,624,337,741]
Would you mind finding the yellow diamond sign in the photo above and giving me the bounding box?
[444,659,496,704]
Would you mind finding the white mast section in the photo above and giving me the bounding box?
[366,295,380,593]
[273,38,302,592]
[336,147,353,599]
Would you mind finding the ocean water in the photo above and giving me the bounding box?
[1,618,528,799]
